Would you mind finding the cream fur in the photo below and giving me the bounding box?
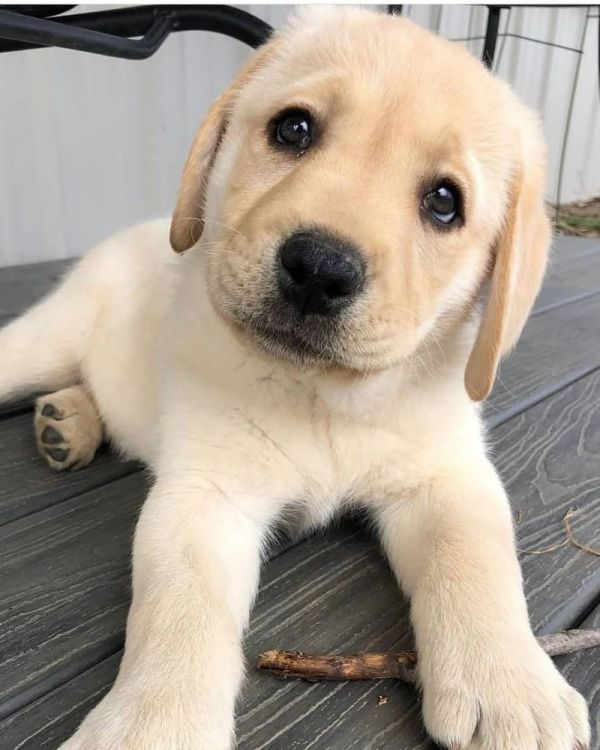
[0,8,589,750]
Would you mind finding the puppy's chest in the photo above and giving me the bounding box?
[248,372,440,497]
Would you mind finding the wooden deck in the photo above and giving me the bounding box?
[1,235,599,749]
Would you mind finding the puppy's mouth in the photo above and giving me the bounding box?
[234,307,347,368]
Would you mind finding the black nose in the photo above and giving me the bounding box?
[277,230,365,316]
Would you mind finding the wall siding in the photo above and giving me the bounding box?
[0,4,598,266]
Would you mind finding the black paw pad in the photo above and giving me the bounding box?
[46,447,69,463]
[41,403,57,418]
[41,426,63,445]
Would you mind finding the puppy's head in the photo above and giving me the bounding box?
[171,8,550,401]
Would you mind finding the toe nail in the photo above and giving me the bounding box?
[41,426,63,444]
[41,403,57,417]
[46,447,69,462]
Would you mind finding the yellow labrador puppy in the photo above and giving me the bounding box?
[0,8,589,750]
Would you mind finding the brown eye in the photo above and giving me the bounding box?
[423,183,461,226]
[272,109,312,150]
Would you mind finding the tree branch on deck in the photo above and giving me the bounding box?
[518,506,600,557]
[257,628,600,683]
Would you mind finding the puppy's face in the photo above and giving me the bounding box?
[172,9,549,397]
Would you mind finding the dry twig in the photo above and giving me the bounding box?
[257,629,600,684]
[518,506,600,557]
[563,507,600,557]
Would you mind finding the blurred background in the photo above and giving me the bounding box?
[0,4,598,267]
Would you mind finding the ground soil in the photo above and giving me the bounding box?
[555,196,600,238]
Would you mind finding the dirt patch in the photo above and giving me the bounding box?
[554,196,600,238]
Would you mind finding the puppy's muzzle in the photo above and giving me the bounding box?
[277,230,365,316]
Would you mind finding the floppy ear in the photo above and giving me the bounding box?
[464,126,551,401]
[170,41,277,253]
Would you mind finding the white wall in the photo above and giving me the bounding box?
[0,4,598,266]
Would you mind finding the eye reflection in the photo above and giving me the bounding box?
[422,182,462,227]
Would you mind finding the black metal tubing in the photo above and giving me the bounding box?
[0,9,169,58]
[3,6,77,18]
[482,5,502,68]
[0,5,272,58]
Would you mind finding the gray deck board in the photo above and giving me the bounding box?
[534,242,600,313]
[551,235,600,266]
[0,412,140,526]
[0,654,119,750]
[486,292,600,425]
[495,369,600,633]
[0,260,75,321]
[0,473,148,722]
[1,236,599,750]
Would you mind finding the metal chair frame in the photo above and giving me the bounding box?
[0,4,509,66]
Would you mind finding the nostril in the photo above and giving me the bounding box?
[280,246,308,285]
[284,262,307,286]
[325,281,351,298]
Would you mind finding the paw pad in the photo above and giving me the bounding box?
[41,403,58,418]
[45,447,70,463]
[41,425,64,444]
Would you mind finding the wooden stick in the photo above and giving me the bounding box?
[257,650,418,683]
[257,628,600,684]
[537,628,600,656]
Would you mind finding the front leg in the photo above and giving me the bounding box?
[60,475,280,750]
[378,457,590,750]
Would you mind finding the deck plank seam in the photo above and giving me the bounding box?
[0,640,124,724]
[0,463,145,530]
[532,287,600,317]
[572,592,600,630]
[487,360,600,431]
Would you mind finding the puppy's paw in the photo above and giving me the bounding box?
[58,687,234,750]
[421,636,589,750]
[35,386,102,471]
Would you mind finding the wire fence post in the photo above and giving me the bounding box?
[483,5,502,68]
[554,10,592,221]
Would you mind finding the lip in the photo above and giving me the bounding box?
[223,304,393,376]
[249,318,334,359]
[227,307,342,367]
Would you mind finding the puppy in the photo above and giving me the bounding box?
[0,8,589,749]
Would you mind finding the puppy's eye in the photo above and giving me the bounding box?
[271,109,312,150]
[422,183,461,227]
